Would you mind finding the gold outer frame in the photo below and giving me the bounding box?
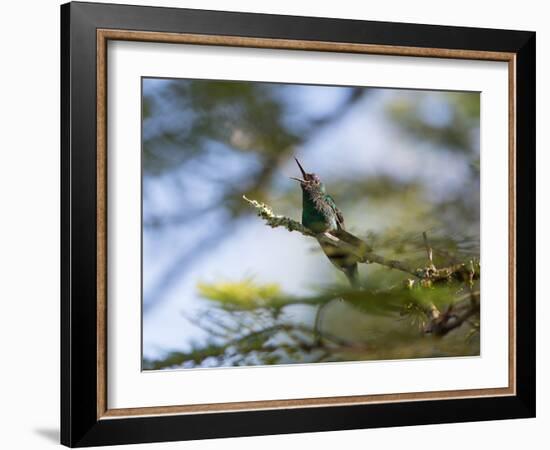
[96,29,516,420]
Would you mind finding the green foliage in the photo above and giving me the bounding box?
[140,277,481,370]
[143,287,480,369]
[340,290,408,317]
[143,344,233,370]
[409,285,457,309]
[197,278,283,310]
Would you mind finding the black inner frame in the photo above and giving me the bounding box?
[61,2,536,447]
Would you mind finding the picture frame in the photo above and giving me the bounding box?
[61,1,535,447]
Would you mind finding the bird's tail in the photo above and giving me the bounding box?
[343,264,360,289]
[318,236,364,289]
[329,229,369,289]
[332,228,372,253]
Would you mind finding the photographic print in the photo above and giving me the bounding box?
[62,6,535,444]
[141,78,481,370]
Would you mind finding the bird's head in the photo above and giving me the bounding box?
[291,158,324,191]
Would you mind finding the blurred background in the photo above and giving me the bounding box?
[141,77,480,370]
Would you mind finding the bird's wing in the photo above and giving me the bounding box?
[325,195,345,230]
[325,195,373,253]
[333,228,373,253]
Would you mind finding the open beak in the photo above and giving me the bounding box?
[291,158,307,182]
[294,157,307,178]
[289,176,306,183]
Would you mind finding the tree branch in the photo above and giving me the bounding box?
[426,291,480,336]
[243,196,477,282]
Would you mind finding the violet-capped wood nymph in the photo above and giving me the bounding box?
[291,158,369,288]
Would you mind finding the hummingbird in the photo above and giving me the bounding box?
[291,158,367,288]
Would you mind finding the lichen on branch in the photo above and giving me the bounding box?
[242,195,314,236]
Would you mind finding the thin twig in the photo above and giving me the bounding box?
[422,231,435,269]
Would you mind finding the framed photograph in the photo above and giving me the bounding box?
[61,1,536,447]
